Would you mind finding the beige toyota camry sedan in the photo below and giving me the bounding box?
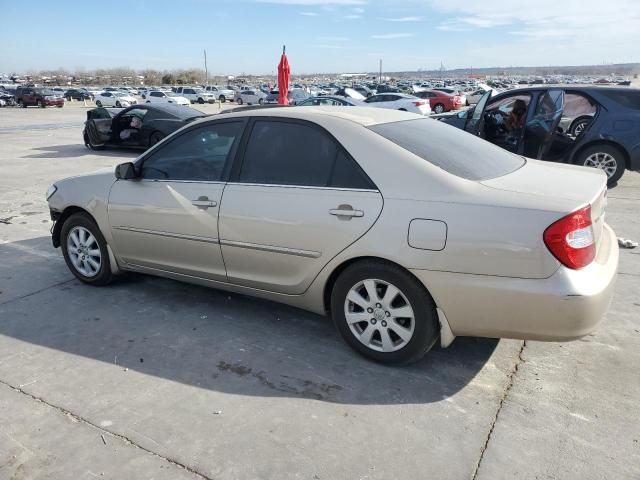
[47,107,618,364]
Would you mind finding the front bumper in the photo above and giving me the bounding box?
[411,223,619,341]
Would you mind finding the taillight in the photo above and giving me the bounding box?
[543,206,595,269]
[413,101,426,106]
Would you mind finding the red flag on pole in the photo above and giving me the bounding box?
[278,45,290,106]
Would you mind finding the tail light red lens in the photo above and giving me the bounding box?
[413,101,426,106]
[543,206,595,269]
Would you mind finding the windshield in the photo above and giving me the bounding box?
[368,118,525,181]
[39,89,55,95]
[167,92,180,97]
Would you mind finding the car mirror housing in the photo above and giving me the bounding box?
[115,162,137,180]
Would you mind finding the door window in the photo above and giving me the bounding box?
[238,120,375,189]
[141,122,243,181]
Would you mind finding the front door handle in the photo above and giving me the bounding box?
[192,196,218,209]
[329,204,364,219]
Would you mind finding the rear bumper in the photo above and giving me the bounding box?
[411,223,619,341]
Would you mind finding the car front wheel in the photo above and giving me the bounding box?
[576,144,625,187]
[61,213,113,286]
[95,100,102,107]
[237,98,243,105]
[433,103,445,114]
[331,261,439,364]
[219,95,226,103]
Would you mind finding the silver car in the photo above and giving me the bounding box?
[47,107,618,364]
[234,89,266,105]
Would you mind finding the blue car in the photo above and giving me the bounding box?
[440,86,640,186]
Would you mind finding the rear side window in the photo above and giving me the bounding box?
[368,118,525,181]
[598,89,640,110]
[239,120,375,189]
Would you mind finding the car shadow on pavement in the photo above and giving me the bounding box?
[0,236,500,405]
[23,144,140,159]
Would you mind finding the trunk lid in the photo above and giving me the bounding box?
[481,159,608,248]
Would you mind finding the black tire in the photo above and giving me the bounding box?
[569,116,592,137]
[38,100,45,108]
[57,104,63,108]
[237,97,243,105]
[198,97,205,104]
[398,108,407,111]
[95,100,102,107]
[433,103,445,114]
[219,95,226,103]
[258,98,264,105]
[574,144,626,187]
[60,212,113,286]
[66,96,72,101]
[149,131,165,147]
[330,260,439,365]
[115,101,121,108]
[19,100,26,108]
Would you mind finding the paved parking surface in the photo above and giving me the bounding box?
[0,103,638,479]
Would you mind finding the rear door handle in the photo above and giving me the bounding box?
[329,204,364,219]
[192,196,217,209]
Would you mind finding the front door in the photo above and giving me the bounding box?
[219,118,383,295]
[108,120,245,280]
[464,90,492,136]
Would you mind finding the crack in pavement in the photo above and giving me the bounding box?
[0,278,76,306]
[470,340,526,480]
[0,379,214,480]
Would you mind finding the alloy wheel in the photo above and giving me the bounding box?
[584,152,617,178]
[573,121,587,136]
[67,226,101,277]
[344,279,415,353]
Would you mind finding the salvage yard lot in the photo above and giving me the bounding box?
[0,103,639,479]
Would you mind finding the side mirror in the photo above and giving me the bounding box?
[115,162,137,180]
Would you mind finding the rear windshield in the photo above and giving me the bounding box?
[598,89,640,110]
[368,118,525,181]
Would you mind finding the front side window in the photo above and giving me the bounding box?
[141,122,243,181]
[238,120,374,189]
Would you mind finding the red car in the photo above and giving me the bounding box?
[15,87,65,108]
[414,89,462,114]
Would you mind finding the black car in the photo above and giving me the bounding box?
[440,86,640,186]
[83,104,205,151]
[297,96,365,106]
[65,88,93,101]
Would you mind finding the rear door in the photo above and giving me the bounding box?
[108,120,245,280]
[219,118,383,294]
[522,89,565,159]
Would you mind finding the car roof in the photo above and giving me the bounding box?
[142,103,205,118]
[494,85,639,95]
[198,105,419,127]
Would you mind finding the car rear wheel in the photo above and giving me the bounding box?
[258,98,264,105]
[575,144,625,187]
[198,97,205,104]
[95,100,102,107]
[433,103,445,114]
[61,213,113,286]
[331,261,439,365]
[219,95,226,103]
[115,101,121,107]
[237,97,243,105]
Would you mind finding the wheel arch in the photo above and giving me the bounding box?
[570,139,630,169]
[52,206,95,248]
[322,256,437,316]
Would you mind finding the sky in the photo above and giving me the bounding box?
[1,0,639,75]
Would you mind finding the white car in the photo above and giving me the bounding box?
[465,84,496,105]
[173,87,216,104]
[204,85,235,103]
[94,91,138,108]
[145,90,190,106]
[363,93,431,115]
